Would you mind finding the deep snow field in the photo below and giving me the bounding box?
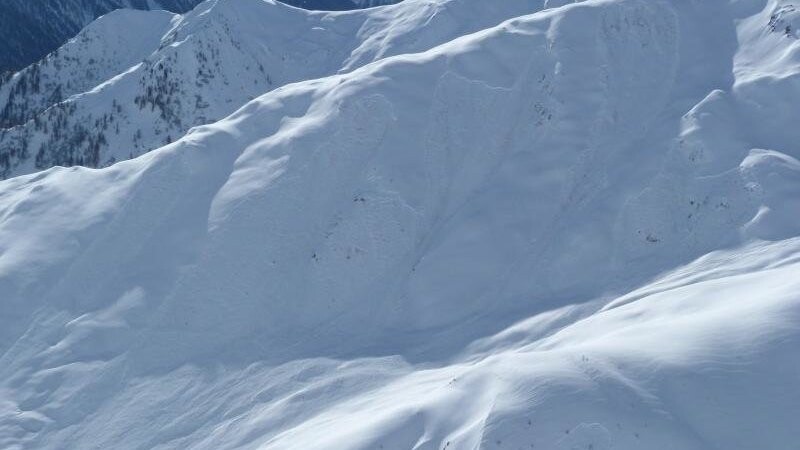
[1,0,799,448]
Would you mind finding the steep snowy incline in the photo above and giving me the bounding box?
[0,0,684,362]
[242,241,800,450]
[0,0,544,178]
[0,0,799,448]
[3,239,798,449]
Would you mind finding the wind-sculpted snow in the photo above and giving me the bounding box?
[0,0,799,449]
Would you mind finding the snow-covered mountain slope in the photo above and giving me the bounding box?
[0,0,799,448]
[0,0,402,76]
[0,0,543,178]
[4,238,798,449]
[0,0,206,74]
[0,9,179,129]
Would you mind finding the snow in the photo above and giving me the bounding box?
[0,9,178,127]
[0,0,548,177]
[0,0,203,73]
[0,0,799,448]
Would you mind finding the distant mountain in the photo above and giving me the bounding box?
[281,0,358,9]
[351,0,400,6]
[0,0,517,178]
[0,0,403,74]
[278,0,401,11]
[0,0,205,74]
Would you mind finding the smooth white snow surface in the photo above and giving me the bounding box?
[1,0,799,449]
